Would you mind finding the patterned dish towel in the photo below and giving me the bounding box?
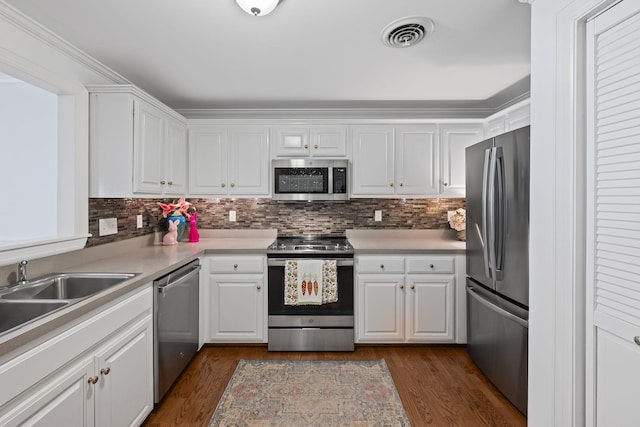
[285,260,338,305]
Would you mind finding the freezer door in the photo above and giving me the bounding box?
[493,127,529,307]
[466,281,528,415]
[465,137,495,290]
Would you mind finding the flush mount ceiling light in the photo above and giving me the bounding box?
[381,16,435,48]
[235,0,280,17]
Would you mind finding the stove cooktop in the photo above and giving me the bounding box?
[267,236,354,255]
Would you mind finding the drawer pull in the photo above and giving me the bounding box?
[234,264,238,270]
[635,336,640,346]
[100,367,111,376]
[380,264,384,270]
[430,264,435,269]
[88,376,99,385]
[410,284,415,290]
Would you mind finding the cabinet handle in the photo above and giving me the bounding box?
[221,183,226,188]
[399,182,404,187]
[443,182,449,187]
[635,336,640,346]
[314,144,318,149]
[399,284,404,290]
[380,264,384,270]
[257,284,262,290]
[88,376,99,385]
[233,264,238,270]
[304,144,309,149]
[430,264,435,269]
[389,183,394,187]
[100,367,111,376]
[230,183,235,188]
[168,181,173,186]
[160,180,166,185]
[410,284,415,290]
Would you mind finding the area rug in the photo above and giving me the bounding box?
[209,359,411,426]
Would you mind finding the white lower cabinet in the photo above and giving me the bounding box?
[203,255,267,343]
[356,255,457,343]
[0,286,153,427]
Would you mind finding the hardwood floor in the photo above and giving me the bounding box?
[143,345,526,427]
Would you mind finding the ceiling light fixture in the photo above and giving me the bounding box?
[234,0,280,17]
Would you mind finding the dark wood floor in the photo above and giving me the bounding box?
[143,345,526,427]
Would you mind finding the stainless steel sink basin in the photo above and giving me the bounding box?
[0,300,69,335]
[0,273,138,301]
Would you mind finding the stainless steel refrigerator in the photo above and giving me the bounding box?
[465,126,529,415]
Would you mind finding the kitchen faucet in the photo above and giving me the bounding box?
[17,260,28,285]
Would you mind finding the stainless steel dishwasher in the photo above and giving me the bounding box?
[153,259,201,403]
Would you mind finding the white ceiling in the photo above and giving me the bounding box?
[4,0,531,111]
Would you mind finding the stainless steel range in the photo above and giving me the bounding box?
[267,236,354,351]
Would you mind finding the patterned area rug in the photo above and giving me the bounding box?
[209,359,411,426]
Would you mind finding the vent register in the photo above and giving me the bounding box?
[381,16,435,48]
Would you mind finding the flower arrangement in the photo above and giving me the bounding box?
[448,208,466,241]
[157,198,196,221]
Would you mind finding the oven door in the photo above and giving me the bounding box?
[267,257,354,316]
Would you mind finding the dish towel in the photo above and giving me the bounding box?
[285,260,338,305]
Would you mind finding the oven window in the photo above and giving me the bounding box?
[274,167,328,194]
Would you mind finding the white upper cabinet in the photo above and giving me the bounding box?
[351,125,438,197]
[439,124,484,197]
[189,126,269,197]
[88,86,188,198]
[351,125,395,195]
[272,125,347,157]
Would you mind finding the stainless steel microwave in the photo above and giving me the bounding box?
[272,159,349,201]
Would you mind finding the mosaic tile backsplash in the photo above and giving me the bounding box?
[87,197,465,247]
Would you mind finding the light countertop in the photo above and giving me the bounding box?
[347,229,466,254]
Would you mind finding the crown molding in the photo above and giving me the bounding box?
[516,0,535,4]
[0,2,129,84]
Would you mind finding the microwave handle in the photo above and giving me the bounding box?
[328,166,334,195]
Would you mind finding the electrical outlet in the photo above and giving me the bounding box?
[99,218,118,236]
[447,210,455,221]
[229,210,236,222]
[374,210,382,222]
[136,214,143,229]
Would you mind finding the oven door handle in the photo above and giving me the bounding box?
[267,258,354,267]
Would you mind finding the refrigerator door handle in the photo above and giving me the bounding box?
[482,147,493,279]
[494,147,506,280]
[487,147,498,280]
[467,285,528,328]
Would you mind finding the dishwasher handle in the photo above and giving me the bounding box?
[157,265,201,294]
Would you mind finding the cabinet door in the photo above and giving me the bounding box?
[0,357,94,427]
[164,117,188,195]
[351,126,395,195]
[439,124,484,196]
[133,100,165,194]
[188,127,228,195]
[356,274,405,342]
[208,275,265,342]
[95,317,153,427]
[395,125,438,195]
[406,275,455,342]
[228,127,270,195]
[310,126,347,157]
[273,127,310,157]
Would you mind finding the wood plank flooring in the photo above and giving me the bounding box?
[143,345,526,427]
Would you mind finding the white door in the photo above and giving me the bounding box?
[165,117,188,195]
[228,127,270,195]
[310,126,347,157]
[395,125,439,195]
[133,100,165,194]
[351,126,395,195]
[273,126,310,157]
[209,275,265,342]
[356,274,405,342]
[405,275,455,342]
[586,3,640,425]
[439,124,484,196]
[95,318,153,427]
[188,127,228,195]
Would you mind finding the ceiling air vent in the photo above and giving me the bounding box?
[381,16,435,48]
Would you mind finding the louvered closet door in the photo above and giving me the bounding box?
[587,2,640,426]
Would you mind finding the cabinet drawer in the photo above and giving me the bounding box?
[208,256,264,274]
[405,256,455,274]
[357,256,404,274]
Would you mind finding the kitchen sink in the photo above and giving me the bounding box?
[0,300,69,335]
[0,273,138,301]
